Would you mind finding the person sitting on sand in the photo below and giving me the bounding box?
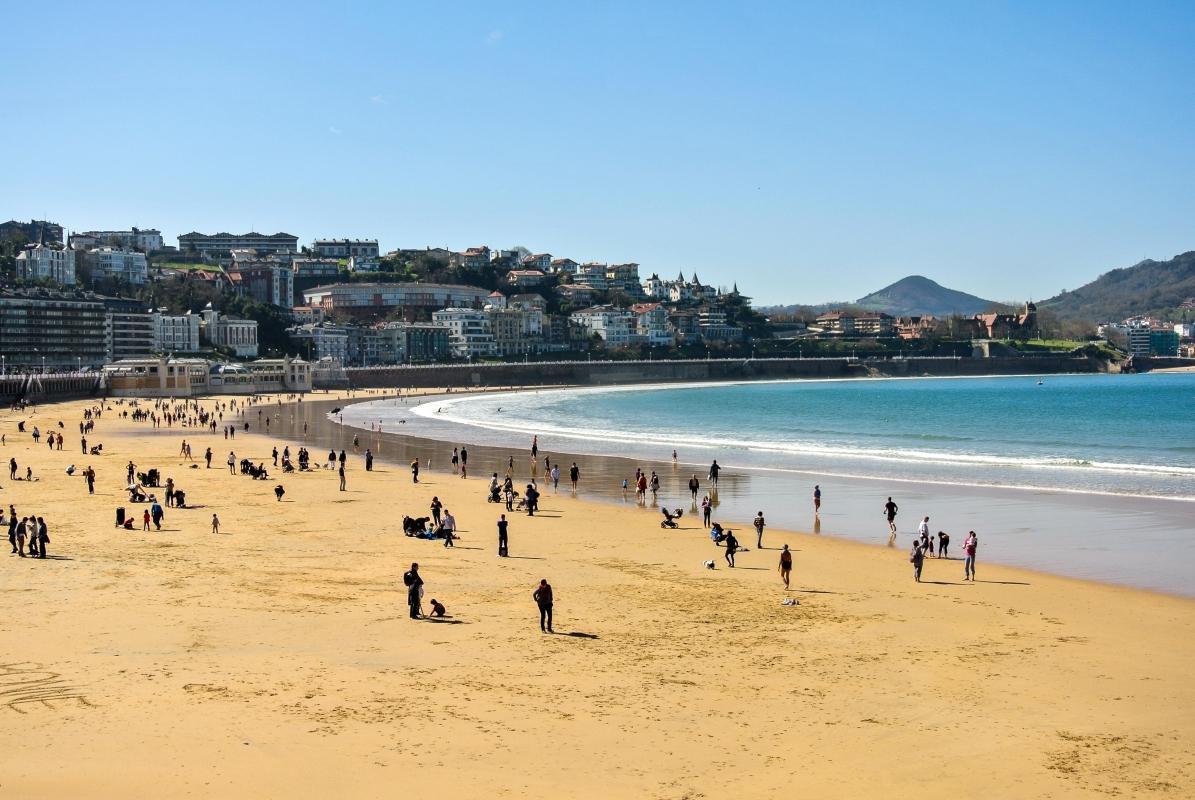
[429,598,446,618]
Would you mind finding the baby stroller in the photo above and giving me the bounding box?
[661,508,684,529]
[487,485,501,503]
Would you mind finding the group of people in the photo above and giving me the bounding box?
[5,506,49,558]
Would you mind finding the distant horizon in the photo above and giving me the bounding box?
[3,2,1192,305]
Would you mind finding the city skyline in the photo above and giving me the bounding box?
[4,1,1193,304]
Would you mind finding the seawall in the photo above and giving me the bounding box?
[338,355,1105,390]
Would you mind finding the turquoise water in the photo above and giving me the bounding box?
[418,373,1195,499]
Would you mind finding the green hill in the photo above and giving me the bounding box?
[1042,251,1195,321]
[855,275,996,317]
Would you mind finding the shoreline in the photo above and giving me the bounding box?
[325,387,1195,598]
[2,392,1192,798]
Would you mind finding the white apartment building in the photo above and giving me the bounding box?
[570,305,635,347]
[313,239,380,259]
[347,256,381,272]
[15,244,76,285]
[574,263,609,291]
[200,306,259,358]
[71,228,164,253]
[88,247,148,285]
[301,282,490,314]
[153,311,201,353]
[432,308,497,358]
[486,307,544,356]
[178,231,298,256]
[630,303,674,346]
[288,324,349,364]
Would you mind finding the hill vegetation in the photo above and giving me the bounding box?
[1041,251,1195,321]
[854,275,997,317]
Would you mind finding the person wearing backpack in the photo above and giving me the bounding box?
[403,563,424,619]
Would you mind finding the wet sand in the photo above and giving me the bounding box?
[327,392,1195,596]
[1,391,1192,798]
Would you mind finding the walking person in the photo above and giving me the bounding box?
[150,498,164,531]
[753,511,766,548]
[701,495,711,527]
[778,544,792,589]
[365,449,373,471]
[410,459,420,483]
[813,484,821,514]
[963,531,978,580]
[688,474,700,502]
[85,465,95,495]
[724,529,739,568]
[142,509,151,531]
[339,462,346,492]
[497,513,509,557]
[533,579,554,633]
[205,447,212,468]
[403,563,423,619]
[227,452,236,474]
[211,513,220,534]
[569,462,579,493]
[430,497,442,528]
[550,465,560,493]
[708,459,721,488]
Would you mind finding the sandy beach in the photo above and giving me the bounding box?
[1,391,1192,798]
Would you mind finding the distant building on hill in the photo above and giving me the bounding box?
[301,282,490,319]
[70,228,163,253]
[15,244,76,285]
[973,302,1037,339]
[178,231,299,257]
[312,239,379,259]
[454,246,492,270]
[200,305,259,358]
[80,247,148,285]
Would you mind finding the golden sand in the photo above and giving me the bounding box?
[0,393,1192,798]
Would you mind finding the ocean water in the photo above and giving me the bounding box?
[412,373,1195,500]
[337,373,1195,594]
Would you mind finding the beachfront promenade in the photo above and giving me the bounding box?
[0,391,1192,798]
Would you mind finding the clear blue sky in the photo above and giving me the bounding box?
[4,1,1192,304]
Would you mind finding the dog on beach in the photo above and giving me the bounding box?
[704,559,716,570]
